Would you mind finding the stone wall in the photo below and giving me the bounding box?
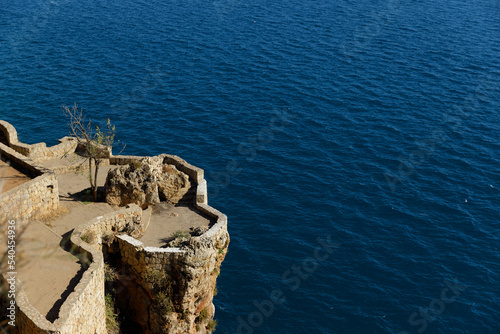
[0,143,59,223]
[111,154,229,334]
[60,204,145,334]
[0,120,19,145]
[0,120,78,163]
[115,218,228,334]
[12,137,78,163]
[14,281,60,334]
[13,252,105,334]
[109,155,146,165]
[0,131,145,333]
[71,204,146,248]
[10,205,145,334]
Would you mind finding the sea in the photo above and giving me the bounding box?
[1,0,499,333]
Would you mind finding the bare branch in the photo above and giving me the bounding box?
[61,104,120,202]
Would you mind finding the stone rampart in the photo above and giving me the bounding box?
[12,137,78,163]
[0,120,78,163]
[0,121,18,145]
[1,121,229,334]
[59,205,144,334]
[0,143,59,223]
[72,204,145,248]
[0,123,142,333]
[111,154,228,333]
[11,205,145,334]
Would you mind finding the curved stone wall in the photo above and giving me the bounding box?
[11,205,145,334]
[0,143,59,224]
[110,154,229,333]
[0,120,18,145]
[0,120,78,163]
[71,204,145,248]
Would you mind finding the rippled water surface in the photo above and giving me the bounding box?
[1,0,500,333]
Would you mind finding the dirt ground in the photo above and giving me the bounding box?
[13,220,82,321]
[0,160,31,193]
[139,203,214,247]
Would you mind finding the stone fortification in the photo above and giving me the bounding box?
[0,120,229,334]
[0,142,59,223]
[103,154,229,334]
[115,220,228,334]
[0,120,78,163]
[12,204,145,334]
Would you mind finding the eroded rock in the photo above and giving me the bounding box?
[105,156,191,209]
[158,164,191,203]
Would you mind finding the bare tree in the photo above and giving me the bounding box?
[62,104,117,202]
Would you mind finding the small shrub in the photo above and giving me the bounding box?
[105,293,119,334]
[146,268,166,291]
[38,206,69,227]
[104,264,119,283]
[80,230,96,244]
[172,230,190,239]
[157,291,173,314]
[182,308,191,320]
[102,231,115,246]
[170,230,191,247]
[206,319,217,332]
[218,248,224,255]
[198,307,209,322]
[196,324,200,331]
[213,285,218,296]
[129,160,143,170]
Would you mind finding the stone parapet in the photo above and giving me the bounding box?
[0,120,78,163]
[9,205,147,334]
[0,120,19,145]
[112,154,228,333]
[72,204,145,248]
[0,143,59,223]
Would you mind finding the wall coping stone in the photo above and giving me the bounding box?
[0,120,19,144]
[144,246,186,253]
[117,234,144,249]
[112,153,226,256]
[0,142,48,176]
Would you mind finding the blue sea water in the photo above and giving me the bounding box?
[1,0,500,333]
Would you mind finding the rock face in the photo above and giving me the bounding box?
[105,156,191,209]
[115,223,230,334]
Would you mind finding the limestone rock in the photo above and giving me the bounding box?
[115,226,230,334]
[191,226,208,237]
[158,164,191,203]
[105,157,191,209]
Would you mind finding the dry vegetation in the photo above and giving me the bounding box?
[37,206,69,227]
